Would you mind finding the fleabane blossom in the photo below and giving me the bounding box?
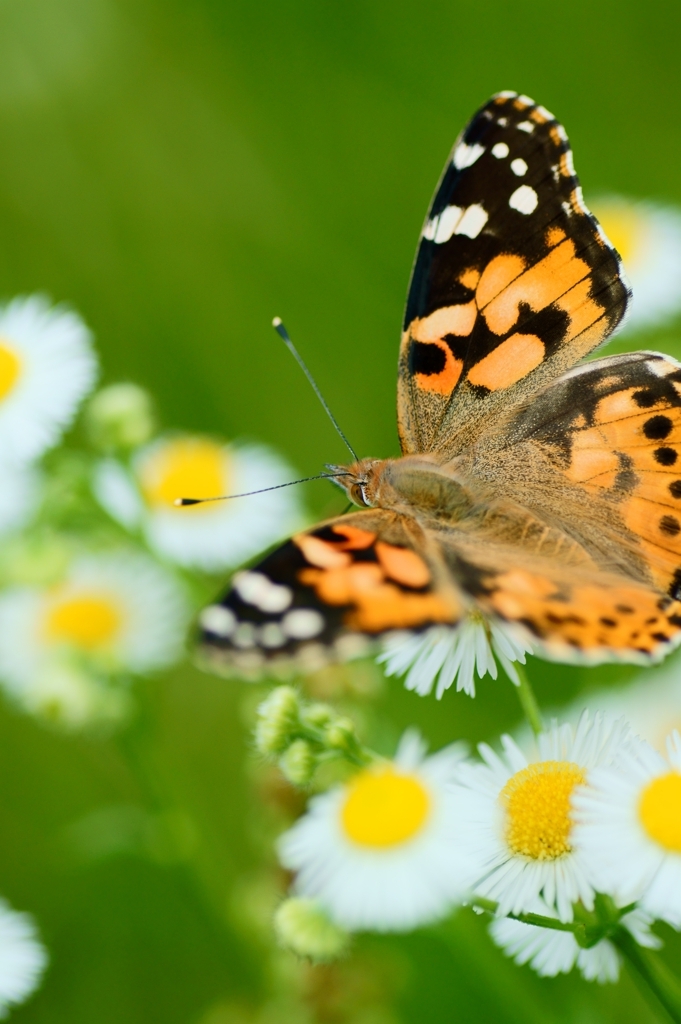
[592,196,681,332]
[278,730,471,932]
[0,551,189,721]
[93,434,304,572]
[378,617,533,699]
[573,730,681,928]
[0,295,97,463]
[489,896,659,983]
[0,461,40,537]
[450,712,632,922]
[0,900,47,1016]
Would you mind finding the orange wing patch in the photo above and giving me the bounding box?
[479,567,681,661]
[294,527,459,633]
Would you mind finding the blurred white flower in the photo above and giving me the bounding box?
[378,618,532,699]
[278,730,470,932]
[20,662,131,730]
[592,196,681,332]
[0,462,40,537]
[0,551,189,704]
[93,435,304,572]
[489,897,659,983]
[0,295,97,464]
[450,712,633,922]
[0,900,47,1017]
[573,730,681,929]
[572,656,681,754]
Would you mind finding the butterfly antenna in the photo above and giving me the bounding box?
[272,317,359,462]
[174,472,353,506]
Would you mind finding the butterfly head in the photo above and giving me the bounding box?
[326,459,385,507]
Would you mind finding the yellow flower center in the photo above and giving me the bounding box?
[340,766,431,848]
[591,201,643,266]
[0,341,22,401]
[501,761,586,860]
[139,438,229,512]
[639,772,681,852]
[44,593,122,650]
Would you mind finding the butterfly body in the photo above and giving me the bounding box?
[199,92,681,681]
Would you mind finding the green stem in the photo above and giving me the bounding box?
[612,928,681,1024]
[513,661,543,736]
[470,897,583,937]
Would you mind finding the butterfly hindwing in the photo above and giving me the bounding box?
[502,351,681,601]
[199,510,462,676]
[445,534,681,665]
[398,91,630,458]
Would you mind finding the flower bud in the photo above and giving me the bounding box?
[85,383,156,451]
[279,739,316,787]
[254,686,300,756]
[324,716,358,753]
[300,702,334,729]
[273,898,349,962]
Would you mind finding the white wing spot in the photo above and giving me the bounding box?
[562,200,572,217]
[200,605,236,637]
[259,623,287,648]
[517,94,535,107]
[233,622,257,649]
[497,117,508,126]
[511,158,528,176]
[455,204,488,238]
[492,142,509,158]
[509,185,538,215]
[282,608,325,640]
[536,105,554,121]
[434,205,464,242]
[496,90,517,99]
[453,142,485,169]
[517,120,534,133]
[233,571,292,613]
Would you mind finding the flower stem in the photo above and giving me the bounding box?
[470,897,583,937]
[513,662,543,736]
[613,927,681,1024]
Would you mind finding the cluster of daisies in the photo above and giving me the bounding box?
[0,294,307,1015]
[0,295,303,731]
[259,685,681,985]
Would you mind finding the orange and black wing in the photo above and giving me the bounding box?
[398,91,630,458]
[198,510,461,677]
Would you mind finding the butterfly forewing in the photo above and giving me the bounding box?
[398,91,630,457]
[199,511,462,676]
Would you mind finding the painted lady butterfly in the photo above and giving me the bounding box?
[199,91,681,680]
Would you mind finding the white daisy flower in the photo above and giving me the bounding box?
[573,656,681,755]
[450,712,632,922]
[277,730,471,932]
[93,435,304,572]
[0,295,97,464]
[489,896,659,983]
[573,730,681,928]
[0,551,189,703]
[592,196,681,333]
[0,900,47,1016]
[0,461,40,537]
[377,617,533,699]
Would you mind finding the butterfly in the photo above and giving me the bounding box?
[198,91,681,681]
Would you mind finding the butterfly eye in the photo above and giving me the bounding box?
[358,482,371,507]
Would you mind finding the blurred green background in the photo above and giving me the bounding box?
[1,0,681,1020]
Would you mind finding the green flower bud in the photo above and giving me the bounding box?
[324,716,358,753]
[85,383,156,451]
[278,739,316,787]
[254,686,300,756]
[274,898,349,962]
[299,702,334,729]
